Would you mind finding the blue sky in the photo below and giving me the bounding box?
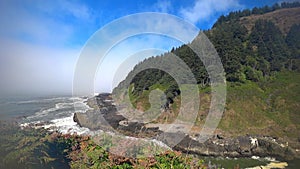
[0,0,293,95]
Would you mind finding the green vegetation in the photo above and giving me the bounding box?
[219,71,300,140]
[1,122,293,168]
[213,1,300,27]
[115,6,300,105]
[0,122,209,169]
[113,3,300,141]
[286,24,300,62]
[0,122,70,169]
[69,139,207,169]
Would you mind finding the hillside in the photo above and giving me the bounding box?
[239,7,300,35]
[113,3,300,145]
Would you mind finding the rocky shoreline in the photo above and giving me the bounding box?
[73,93,161,138]
[174,134,298,160]
[73,93,300,161]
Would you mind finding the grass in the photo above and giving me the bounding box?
[126,71,300,142]
[219,71,300,139]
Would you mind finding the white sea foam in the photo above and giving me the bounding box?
[264,156,277,162]
[43,115,90,135]
[251,156,260,159]
[249,156,277,162]
[19,96,171,153]
[13,97,71,104]
[20,96,91,135]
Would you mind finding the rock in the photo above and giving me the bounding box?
[73,113,80,125]
[73,112,89,128]
[73,93,161,137]
[253,137,297,160]
[171,135,298,160]
[217,134,224,139]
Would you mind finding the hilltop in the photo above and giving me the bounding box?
[239,7,300,35]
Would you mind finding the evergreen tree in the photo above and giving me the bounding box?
[286,24,300,59]
[249,20,290,71]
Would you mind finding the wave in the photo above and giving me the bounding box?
[10,96,82,105]
[43,115,91,135]
[20,96,91,134]
[18,96,172,157]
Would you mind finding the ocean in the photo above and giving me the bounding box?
[0,95,91,134]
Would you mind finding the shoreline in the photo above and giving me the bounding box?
[6,120,296,169]
[73,93,300,161]
[2,116,298,168]
[5,93,298,168]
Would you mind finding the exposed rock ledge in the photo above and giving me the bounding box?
[171,133,298,160]
[73,94,299,160]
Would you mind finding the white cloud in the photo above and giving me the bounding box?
[0,0,94,46]
[153,0,172,13]
[94,35,181,92]
[75,13,199,94]
[33,0,93,21]
[180,0,243,24]
[0,1,209,95]
[60,1,92,20]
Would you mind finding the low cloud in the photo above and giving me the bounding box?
[0,38,79,96]
[0,1,95,96]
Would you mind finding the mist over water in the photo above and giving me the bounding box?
[0,95,90,134]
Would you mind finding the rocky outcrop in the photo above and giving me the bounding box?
[73,112,84,127]
[73,94,161,137]
[171,134,298,160]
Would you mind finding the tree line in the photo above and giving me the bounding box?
[213,1,300,27]
[114,2,300,106]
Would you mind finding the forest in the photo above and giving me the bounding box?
[114,2,300,107]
